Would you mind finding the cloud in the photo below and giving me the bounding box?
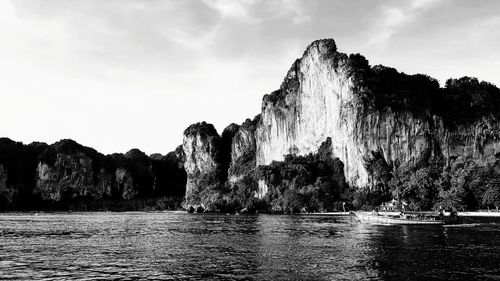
[203,0,254,20]
[1,0,499,154]
[202,0,310,24]
[367,0,446,46]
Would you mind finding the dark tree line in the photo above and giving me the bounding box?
[256,138,351,213]
[346,54,500,126]
[0,138,186,211]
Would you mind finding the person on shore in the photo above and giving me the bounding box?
[438,205,444,220]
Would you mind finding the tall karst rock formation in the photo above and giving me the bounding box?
[256,39,500,190]
[182,38,500,211]
[182,122,225,209]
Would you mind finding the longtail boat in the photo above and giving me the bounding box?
[350,211,459,225]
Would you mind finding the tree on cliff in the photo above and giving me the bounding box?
[0,138,48,210]
[439,77,500,124]
[257,139,349,213]
[347,50,500,126]
[482,184,500,210]
[150,150,186,198]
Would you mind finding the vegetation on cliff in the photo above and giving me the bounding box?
[266,39,500,127]
[0,138,186,211]
[352,154,500,211]
[256,138,350,213]
[0,138,48,209]
[257,39,500,212]
[347,53,500,126]
[3,39,500,213]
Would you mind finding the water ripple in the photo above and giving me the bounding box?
[0,213,498,280]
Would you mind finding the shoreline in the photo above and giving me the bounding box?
[1,210,500,217]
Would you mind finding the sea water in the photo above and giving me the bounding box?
[0,212,499,280]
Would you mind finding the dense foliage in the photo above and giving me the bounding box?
[379,155,500,211]
[151,149,187,198]
[256,138,349,213]
[0,138,48,209]
[346,55,500,126]
[0,138,186,211]
[183,121,219,138]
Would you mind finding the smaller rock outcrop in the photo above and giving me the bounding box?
[182,122,224,209]
[114,167,136,199]
[34,139,110,201]
[228,116,259,186]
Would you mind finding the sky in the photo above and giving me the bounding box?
[1,0,499,155]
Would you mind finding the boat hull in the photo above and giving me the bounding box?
[351,212,445,225]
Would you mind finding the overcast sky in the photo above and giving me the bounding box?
[1,0,499,155]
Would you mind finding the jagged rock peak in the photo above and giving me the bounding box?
[264,38,354,107]
[125,148,149,161]
[302,38,337,58]
[184,121,219,138]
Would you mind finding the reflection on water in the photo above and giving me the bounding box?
[0,212,498,280]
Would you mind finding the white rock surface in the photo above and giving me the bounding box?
[256,39,500,190]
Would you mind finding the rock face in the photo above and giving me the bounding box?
[181,118,262,212]
[35,153,105,201]
[114,167,136,199]
[182,122,224,207]
[256,39,500,189]
[0,137,187,210]
[221,123,241,182]
[33,140,115,202]
[180,39,500,212]
[3,38,500,212]
[29,139,186,208]
[228,116,259,186]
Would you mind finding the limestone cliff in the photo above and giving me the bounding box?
[223,116,264,204]
[34,140,112,201]
[221,123,240,183]
[3,38,500,212]
[256,39,500,190]
[0,136,187,210]
[228,116,259,185]
[32,140,184,206]
[182,122,224,208]
[181,118,263,212]
[35,153,104,201]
